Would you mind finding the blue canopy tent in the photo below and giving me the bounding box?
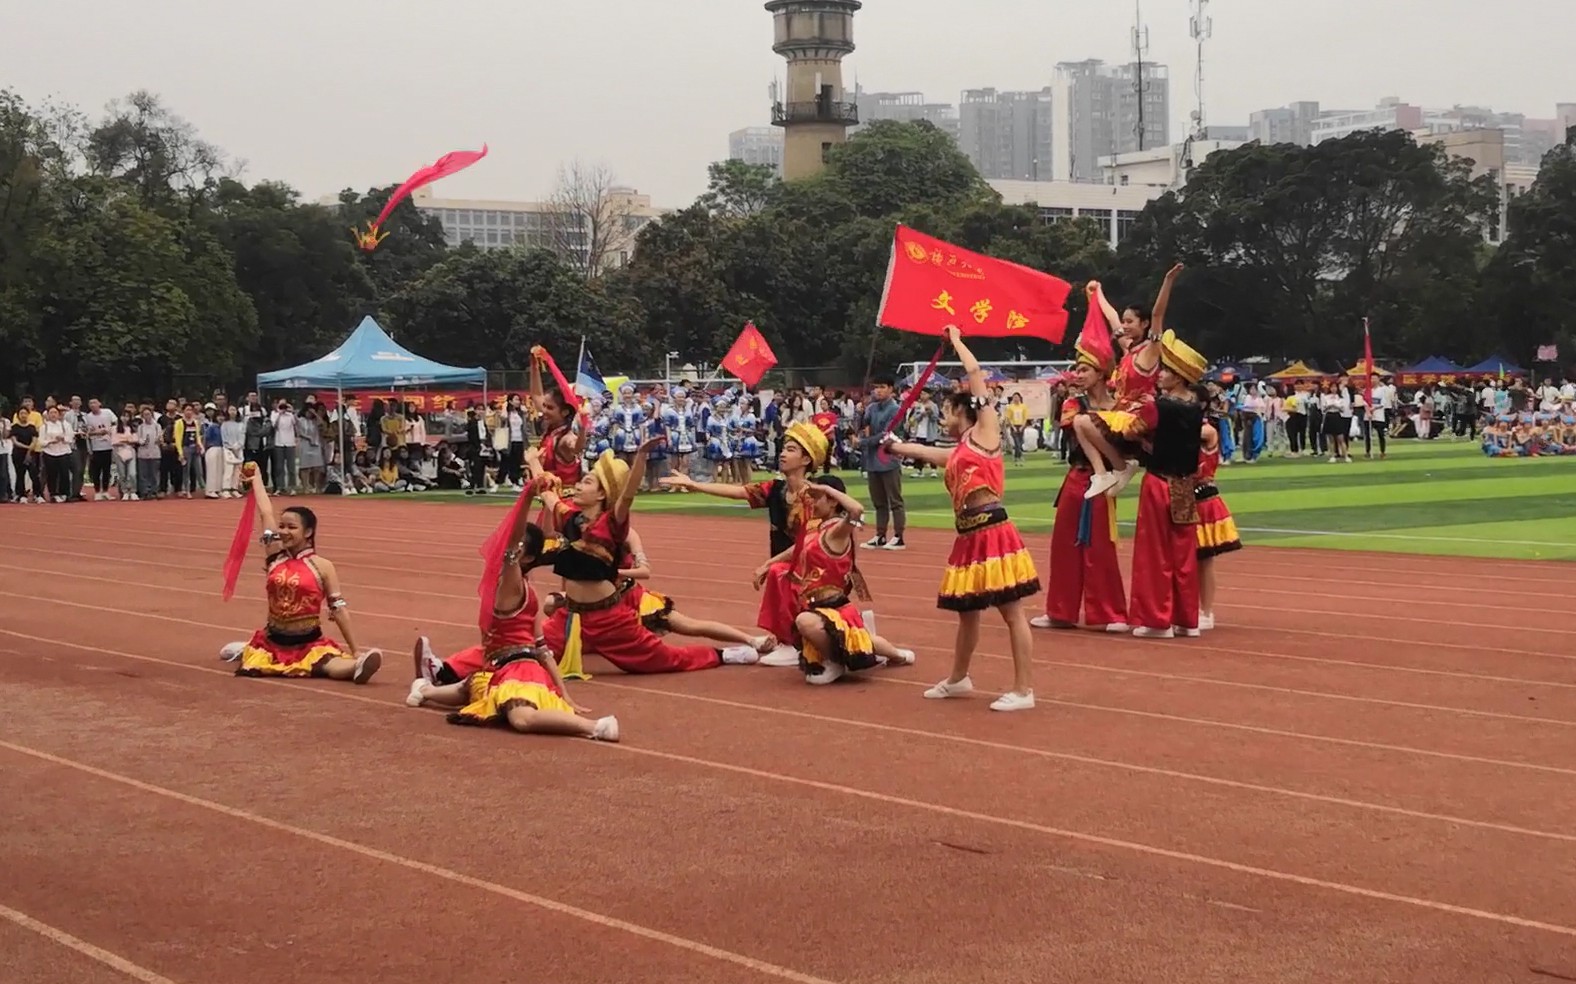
[257,317,487,490]
[1401,355,1468,375]
[1462,355,1527,378]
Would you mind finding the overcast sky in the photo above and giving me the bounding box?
[4,0,1571,207]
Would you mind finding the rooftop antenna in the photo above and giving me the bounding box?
[1131,0,1151,152]
[1190,0,1213,141]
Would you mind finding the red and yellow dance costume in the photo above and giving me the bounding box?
[790,519,878,675]
[1046,397,1129,626]
[449,586,575,726]
[540,424,584,488]
[938,432,1041,611]
[1194,445,1242,560]
[751,416,835,640]
[1091,342,1161,442]
[235,549,354,677]
[1127,332,1208,634]
[542,499,722,674]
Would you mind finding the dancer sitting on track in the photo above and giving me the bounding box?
[661,412,839,666]
[1033,305,1130,634]
[881,326,1040,712]
[219,468,382,684]
[618,525,778,653]
[405,478,619,741]
[1127,331,1208,639]
[1068,266,1182,500]
[1191,383,1242,632]
[528,440,762,673]
[750,474,915,685]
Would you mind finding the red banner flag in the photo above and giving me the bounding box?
[1362,317,1375,415]
[877,226,1072,344]
[721,322,778,388]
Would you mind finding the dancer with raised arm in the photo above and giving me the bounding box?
[219,468,382,684]
[405,478,619,740]
[529,345,586,487]
[661,413,839,665]
[749,475,915,685]
[531,440,762,673]
[882,326,1039,711]
[1068,266,1182,499]
[1033,306,1130,633]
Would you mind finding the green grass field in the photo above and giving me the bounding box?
[415,439,1576,561]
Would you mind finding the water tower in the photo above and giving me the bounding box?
[766,0,861,180]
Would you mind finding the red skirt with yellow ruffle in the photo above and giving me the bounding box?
[447,658,574,725]
[236,625,350,678]
[1195,487,1242,559]
[939,510,1042,612]
[623,581,675,632]
[797,597,879,675]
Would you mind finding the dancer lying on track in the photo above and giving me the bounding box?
[660,413,839,666]
[750,475,915,685]
[617,525,778,653]
[405,478,619,741]
[881,326,1039,712]
[529,440,763,673]
[219,468,382,684]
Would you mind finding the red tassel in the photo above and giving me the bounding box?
[221,486,257,601]
[477,483,538,631]
[534,348,582,411]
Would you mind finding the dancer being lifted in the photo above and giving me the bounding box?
[219,468,382,684]
[660,412,839,666]
[1068,265,1183,499]
[882,326,1039,711]
[406,478,619,741]
[1033,306,1130,633]
[750,475,915,685]
[530,440,762,673]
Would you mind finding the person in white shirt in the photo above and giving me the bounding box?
[1319,385,1351,462]
[1363,377,1393,459]
[38,406,75,501]
[82,398,118,499]
[270,400,299,495]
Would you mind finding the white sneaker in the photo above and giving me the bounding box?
[883,649,916,667]
[721,644,760,666]
[1104,622,1132,633]
[352,649,382,684]
[759,644,800,667]
[990,690,1035,712]
[218,641,245,663]
[127,493,139,501]
[1132,626,1175,639]
[413,636,442,683]
[1111,459,1139,494]
[1173,626,1202,638]
[923,676,974,699]
[748,634,776,655]
[592,716,620,742]
[806,661,846,686]
[1084,472,1119,500]
[863,535,887,548]
[405,679,429,707]
[1199,612,1215,631]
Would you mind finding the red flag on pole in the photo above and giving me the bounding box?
[877,226,1072,344]
[721,322,778,388]
[1362,317,1375,414]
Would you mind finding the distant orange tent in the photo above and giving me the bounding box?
[1267,360,1324,379]
[1343,362,1392,377]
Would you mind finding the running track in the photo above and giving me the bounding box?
[2,498,1574,983]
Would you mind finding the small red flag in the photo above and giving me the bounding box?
[722,322,778,388]
[1362,317,1375,414]
[877,226,1072,344]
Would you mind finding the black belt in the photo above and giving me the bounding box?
[955,503,1009,534]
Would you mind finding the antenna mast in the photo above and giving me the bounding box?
[1131,0,1151,152]
[1190,0,1213,140]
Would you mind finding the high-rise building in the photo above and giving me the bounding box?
[404,187,666,270]
[958,88,1053,180]
[852,88,959,141]
[765,0,861,180]
[1248,101,1324,146]
[1051,60,1171,182]
[728,126,785,176]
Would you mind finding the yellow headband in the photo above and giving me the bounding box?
[784,421,830,470]
[591,450,629,505]
[1159,330,1207,385]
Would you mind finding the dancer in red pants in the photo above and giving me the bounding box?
[1127,330,1208,639]
[1034,304,1129,633]
[529,442,760,673]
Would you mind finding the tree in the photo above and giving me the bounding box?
[83,91,224,212]
[546,159,642,281]
[333,184,448,305]
[698,160,779,219]
[1480,136,1576,367]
